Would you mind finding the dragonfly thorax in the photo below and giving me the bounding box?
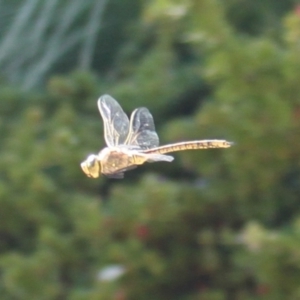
[97,146,140,176]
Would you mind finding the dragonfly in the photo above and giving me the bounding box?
[81,95,233,179]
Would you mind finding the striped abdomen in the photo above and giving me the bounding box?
[142,140,233,155]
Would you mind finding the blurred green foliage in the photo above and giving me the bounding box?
[0,0,300,299]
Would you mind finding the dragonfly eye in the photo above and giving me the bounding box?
[81,155,101,178]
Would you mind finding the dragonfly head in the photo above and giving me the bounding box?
[81,154,101,178]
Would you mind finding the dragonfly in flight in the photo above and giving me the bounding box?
[81,95,233,179]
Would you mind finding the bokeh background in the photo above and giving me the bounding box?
[0,0,300,299]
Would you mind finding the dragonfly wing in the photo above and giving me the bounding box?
[125,107,159,149]
[144,153,174,163]
[104,165,138,178]
[105,172,125,179]
[98,95,130,147]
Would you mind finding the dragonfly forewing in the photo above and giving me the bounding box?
[98,95,130,146]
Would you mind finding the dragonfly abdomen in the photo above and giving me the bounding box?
[143,140,233,154]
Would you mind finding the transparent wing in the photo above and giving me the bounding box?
[97,95,130,147]
[125,107,159,149]
[105,172,125,179]
[104,165,138,179]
